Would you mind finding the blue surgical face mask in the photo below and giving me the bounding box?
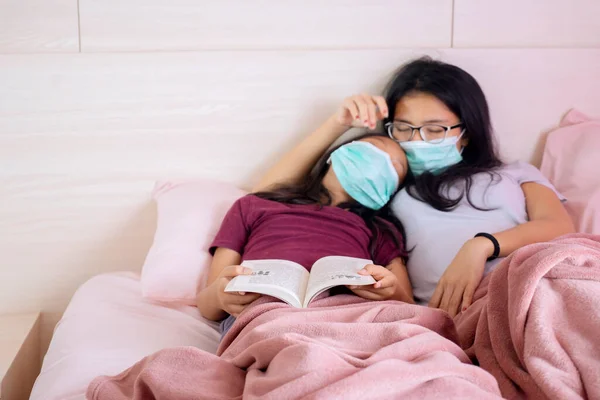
[328,141,399,210]
[399,133,465,176]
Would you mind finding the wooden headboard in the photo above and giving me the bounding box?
[1,0,599,356]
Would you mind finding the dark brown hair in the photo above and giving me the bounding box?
[384,57,503,211]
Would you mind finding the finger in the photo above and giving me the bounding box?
[428,284,443,308]
[373,274,395,289]
[224,292,260,305]
[351,288,382,301]
[221,293,243,306]
[461,284,476,313]
[361,94,377,129]
[240,292,261,305]
[352,97,369,128]
[362,264,388,280]
[373,95,388,119]
[222,265,253,278]
[448,286,465,318]
[242,292,262,304]
[439,286,454,313]
[343,98,360,121]
[240,267,253,275]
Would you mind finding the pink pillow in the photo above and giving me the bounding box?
[540,109,600,234]
[141,180,246,304]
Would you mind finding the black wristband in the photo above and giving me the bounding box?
[474,233,500,261]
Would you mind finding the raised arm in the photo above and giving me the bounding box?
[253,94,388,192]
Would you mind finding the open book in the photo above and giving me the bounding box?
[225,256,376,308]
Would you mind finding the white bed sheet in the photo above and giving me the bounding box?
[30,272,221,400]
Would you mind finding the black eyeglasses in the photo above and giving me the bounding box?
[385,122,463,144]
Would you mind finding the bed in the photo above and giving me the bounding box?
[3,2,600,397]
[30,272,220,400]
[31,108,600,399]
[38,235,600,399]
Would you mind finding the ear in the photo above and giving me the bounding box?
[391,156,408,176]
[460,134,469,149]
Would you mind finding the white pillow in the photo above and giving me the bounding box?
[31,272,221,400]
[141,180,246,304]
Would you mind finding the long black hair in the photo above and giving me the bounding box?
[254,133,407,260]
[383,57,503,211]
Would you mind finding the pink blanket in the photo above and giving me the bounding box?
[456,234,600,399]
[87,295,501,399]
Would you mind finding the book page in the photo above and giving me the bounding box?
[225,259,310,309]
[303,256,376,307]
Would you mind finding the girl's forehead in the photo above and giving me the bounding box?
[358,137,407,174]
[394,92,457,122]
[360,136,398,150]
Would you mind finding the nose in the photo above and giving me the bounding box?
[410,127,425,142]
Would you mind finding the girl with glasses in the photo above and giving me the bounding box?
[254,57,575,317]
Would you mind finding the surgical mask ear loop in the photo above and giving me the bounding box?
[457,130,466,154]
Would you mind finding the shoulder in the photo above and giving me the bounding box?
[496,161,565,200]
[227,195,288,228]
[497,161,554,187]
[229,194,277,218]
[497,161,543,179]
[464,161,546,188]
[238,194,312,215]
[238,194,282,208]
[228,193,256,211]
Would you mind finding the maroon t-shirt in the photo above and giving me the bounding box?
[210,195,406,270]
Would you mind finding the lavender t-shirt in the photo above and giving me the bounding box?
[391,161,565,304]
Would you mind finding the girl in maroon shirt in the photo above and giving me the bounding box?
[197,104,414,324]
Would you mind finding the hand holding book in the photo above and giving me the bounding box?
[224,256,410,310]
[225,256,377,308]
[214,265,261,317]
[347,264,402,301]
